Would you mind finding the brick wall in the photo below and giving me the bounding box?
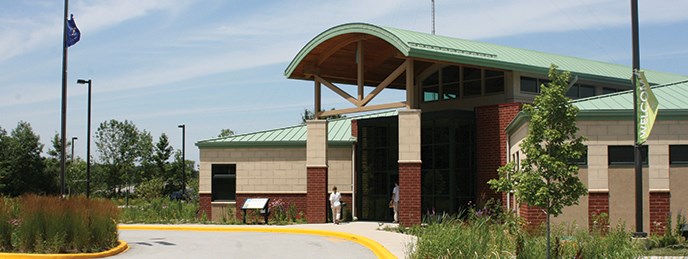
[235,193,307,220]
[475,103,521,205]
[200,193,212,220]
[588,192,609,231]
[230,193,353,222]
[399,162,421,225]
[306,167,328,223]
[519,202,546,231]
[650,191,670,235]
[351,119,358,138]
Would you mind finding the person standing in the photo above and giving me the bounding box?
[329,186,342,224]
[392,181,399,223]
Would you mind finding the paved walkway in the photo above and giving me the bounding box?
[118,222,416,259]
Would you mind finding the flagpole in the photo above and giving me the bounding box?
[60,0,69,197]
[631,0,646,237]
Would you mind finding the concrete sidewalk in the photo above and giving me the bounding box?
[119,221,415,259]
[268,221,416,258]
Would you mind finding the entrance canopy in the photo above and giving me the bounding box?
[284,23,687,118]
[286,23,686,86]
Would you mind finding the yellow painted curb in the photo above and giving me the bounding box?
[0,240,128,259]
[118,225,397,259]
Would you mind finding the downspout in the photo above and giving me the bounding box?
[506,132,511,211]
[351,142,356,220]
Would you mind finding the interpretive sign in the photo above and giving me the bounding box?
[241,198,270,224]
[242,198,269,210]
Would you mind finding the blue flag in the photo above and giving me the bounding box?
[66,14,80,47]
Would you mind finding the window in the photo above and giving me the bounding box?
[521,77,538,93]
[484,69,505,94]
[670,145,688,165]
[463,67,482,96]
[571,146,588,166]
[566,84,579,98]
[520,77,549,94]
[566,84,594,99]
[603,87,620,95]
[579,84,595,98]
[608,145,648,166]
[421,65,505,102]
[212,164,236,201]
[422,71,440,102]
[442,66,460,100]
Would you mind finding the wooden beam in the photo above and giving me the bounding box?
[313,75,360,107]
[364,47,398,73]
[317,35,361,65]
[319,102,407,117]
[406,58,415,109]
[359,59,408,106]
[315,80,321,119]
[357,40,364,101]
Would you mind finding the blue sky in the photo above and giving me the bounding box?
[1,0,687,166]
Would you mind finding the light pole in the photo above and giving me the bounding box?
[77,79,92,198]
[71,136,78,162]
[178,124,186,198]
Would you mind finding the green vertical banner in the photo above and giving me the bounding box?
[635,70,659,144]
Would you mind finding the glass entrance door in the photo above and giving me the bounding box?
[357,116,398,221]
[421,110,476,216]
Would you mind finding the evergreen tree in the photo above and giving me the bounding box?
[154,133,173,179]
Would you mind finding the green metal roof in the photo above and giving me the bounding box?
[285,23,687,85]
[196,110,398,148]
[506,80,688,134]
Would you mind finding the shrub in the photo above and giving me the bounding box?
[0,197,15,251]
[0,195,119,254]
[120,198,198,224]
[407,210,643,259]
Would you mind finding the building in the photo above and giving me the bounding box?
[507,80,688,234]
[196,23,688,232]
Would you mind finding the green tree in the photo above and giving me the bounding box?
[218,129,235,138]
[300,108,344,123]
[0,122,56,196]
[66,158,87,195]
[95,119,147,197]
[135,130,155,183]
[167,150,197,195]
[0,126,9,194]
[154,133,173,178]
[44,132,73,190]
[489,65,587,258]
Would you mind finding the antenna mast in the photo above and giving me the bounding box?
[431,0,436,35]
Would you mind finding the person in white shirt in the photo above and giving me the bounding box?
[329,186,342,224]
[392,181,399,223]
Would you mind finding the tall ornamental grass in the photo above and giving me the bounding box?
[407,214,642,258]
[0,195,119,253]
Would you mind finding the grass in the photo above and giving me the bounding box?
[0,195,119,253]
[645,245,688,256]
[119,197,306,225]
[120,198,204,224]
[404,217,646,258]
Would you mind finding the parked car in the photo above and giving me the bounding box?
[169,188,197,201]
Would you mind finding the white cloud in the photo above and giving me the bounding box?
[0,0,191,63]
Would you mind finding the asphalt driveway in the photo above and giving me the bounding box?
[115,228,377,259]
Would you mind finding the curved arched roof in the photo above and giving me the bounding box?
[285,23,687,85]
[284,23,410,79]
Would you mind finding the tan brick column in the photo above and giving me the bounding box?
[306,120,328,223]
[398,109,421,225]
